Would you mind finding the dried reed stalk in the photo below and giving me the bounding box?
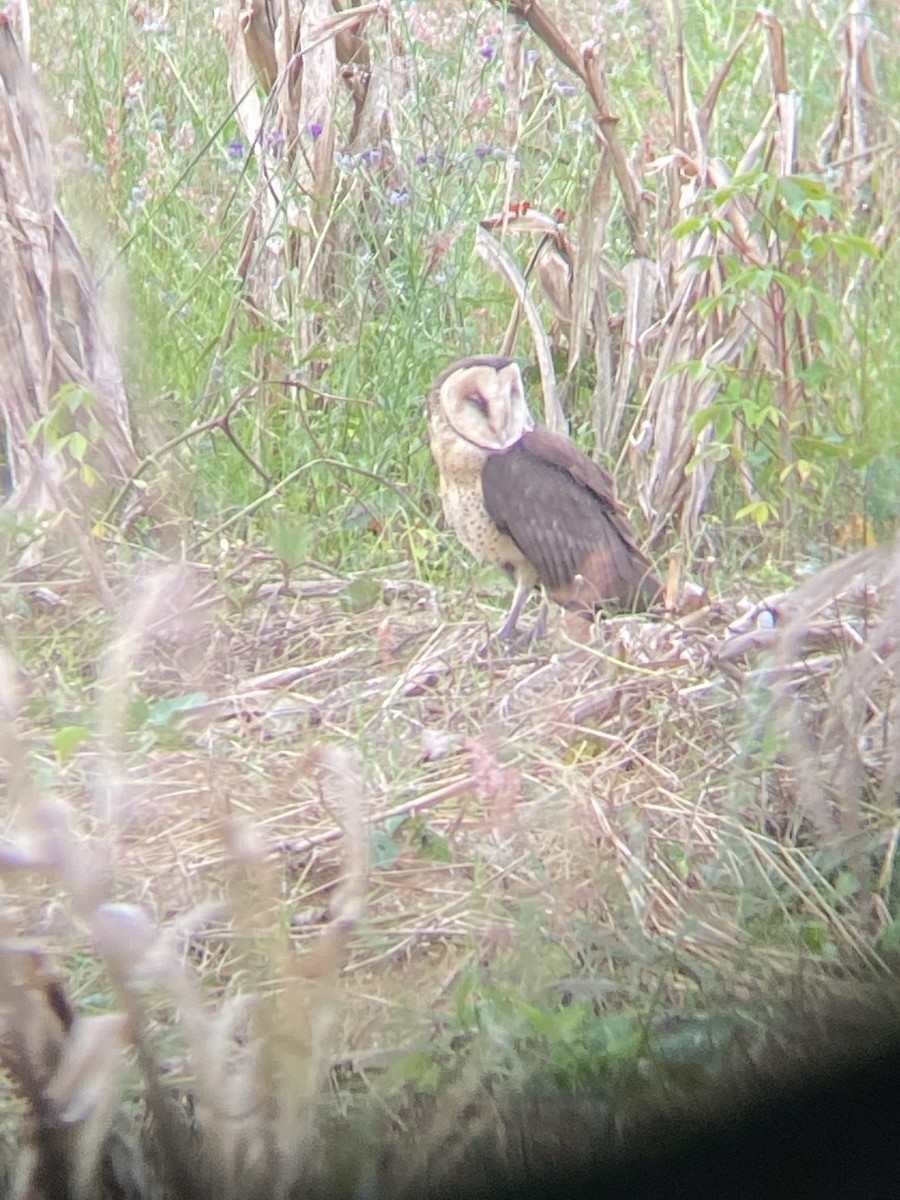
[218,1,388,372]
[491,2,890,549]
[0,19,137,548]
[0,567,368,1197]
[474,223,565,434]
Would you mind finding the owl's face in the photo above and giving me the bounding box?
[433,360,534,451]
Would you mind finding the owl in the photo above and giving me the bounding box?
[426,356,660,640]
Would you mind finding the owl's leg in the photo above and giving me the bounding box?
[529,594,549,643]
[497,573,533,642]
[495,582,549,649]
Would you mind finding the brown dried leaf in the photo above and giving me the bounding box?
[240,0,278,91]
[493,0,586,87]
[91,904,159,979]
[602,258,659,450]
[474,225,565,434]
[570,153,611,392]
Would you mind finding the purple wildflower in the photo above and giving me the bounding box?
[480,46,495,60]
[414,151,429,167]
[142,15,171,34]
[227,139,244,159]
[474,145,491,160]
[389,188,410,206]
[127,184,150,213]
[123,83,144,111]
[306,121,323,140]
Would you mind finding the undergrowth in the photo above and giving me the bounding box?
[0,0,899,1195]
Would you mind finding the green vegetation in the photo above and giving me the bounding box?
[1,0,899,1194]
[34,0,900,566]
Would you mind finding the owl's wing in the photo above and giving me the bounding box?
[481,428,659,611]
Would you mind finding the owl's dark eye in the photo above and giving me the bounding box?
[468,392,490,415]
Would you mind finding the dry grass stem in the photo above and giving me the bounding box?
[1,531,897,1185]
[0,22,137,542]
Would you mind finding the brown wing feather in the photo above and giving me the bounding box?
[481,428,660,613]
[519,427,618,499]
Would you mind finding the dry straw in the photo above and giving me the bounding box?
[0,19,137,544]
[2,537,899,1191]
[217,0,393,370]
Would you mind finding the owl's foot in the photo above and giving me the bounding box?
[483,602,548,654]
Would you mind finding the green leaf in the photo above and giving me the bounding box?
[61,383,94,414]
[662,358,701,384]
[595,1012,641,1058]
[269,507,314,569]
[877,918,900,958]
[833,870,860,900]
[370,827,402,869]
[778,174,830,216]
[26,415,46,447]
[829,232,879,259]
[670,215,705,238]
[742,403,776,431]
[386,1050,442,1093]
[690,406,723,437]
[53,724,91,762]
[415,828,452,863]
[795,287,814,319]
[662,841,690,880]
[792,435,850,461]
[802,921,836,956]
[144,692,209,727]
[340,576,382,614]
[68,431,88,462]
[796,361,831,391]
[734,500,773,526]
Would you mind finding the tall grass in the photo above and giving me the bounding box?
[30,0,899,571]
[1,0,899,1194]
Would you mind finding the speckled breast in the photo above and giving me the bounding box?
[439,476,532,580]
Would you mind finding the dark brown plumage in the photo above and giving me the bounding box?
[481,426,660,617]
[426,357,661,640]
